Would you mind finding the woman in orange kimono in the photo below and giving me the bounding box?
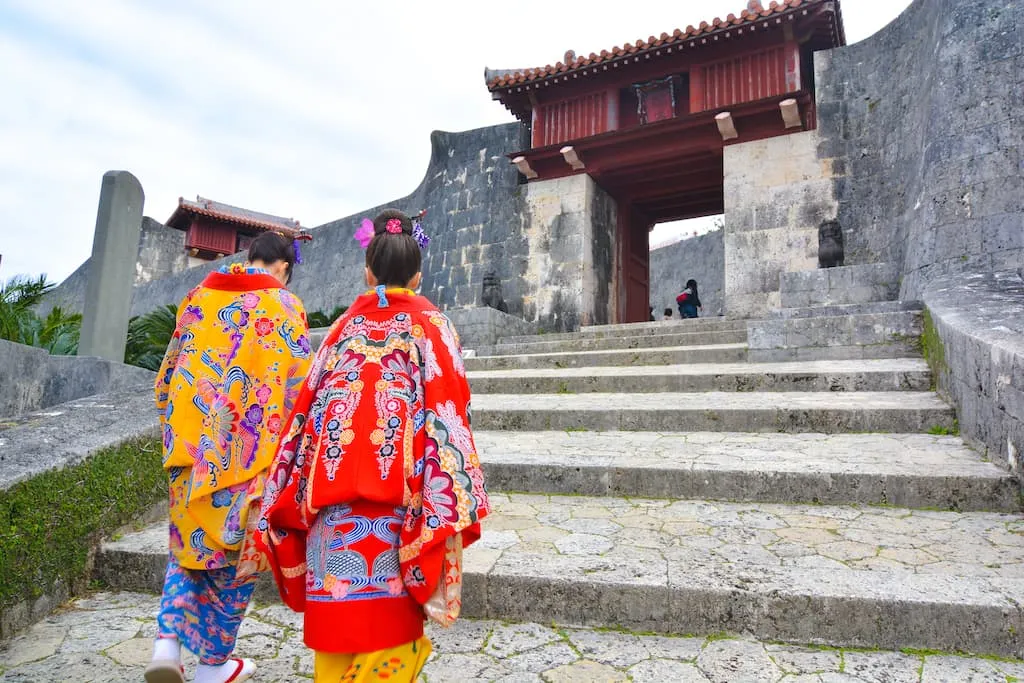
[147,232,313,683]
[259,209,490,682]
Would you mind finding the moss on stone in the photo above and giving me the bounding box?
[920,309,948,391]
[0,436,166,608]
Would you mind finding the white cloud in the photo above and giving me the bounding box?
[0,0,913,281]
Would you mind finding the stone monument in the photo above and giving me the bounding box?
[78,171,145,362]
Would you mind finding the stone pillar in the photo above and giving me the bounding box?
[723,130,839,318]
[522,174,617,331]
[78,171,145,361]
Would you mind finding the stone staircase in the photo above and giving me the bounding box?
[96,315,1024,660]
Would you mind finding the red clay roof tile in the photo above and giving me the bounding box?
[486,0,836,90]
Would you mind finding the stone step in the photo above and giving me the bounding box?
[780,262,901,308]
[474,431,1020,511]
[500,318,748,344]
[464,344,748,371]
[471,391,955,433]
[769,300,923,319]
[484,329,748,356]
[468,358,932,394]
[747,310,923,363]
[97,495,1024,657]
[12,592,1024,682]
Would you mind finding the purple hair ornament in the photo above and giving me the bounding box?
[412,210,430,249]
[354,218,374,249]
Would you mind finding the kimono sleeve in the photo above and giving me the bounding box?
[400,314,490,604]
[154,290,196,417]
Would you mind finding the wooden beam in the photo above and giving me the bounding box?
[715,112,739,140]
[512,156,538,179]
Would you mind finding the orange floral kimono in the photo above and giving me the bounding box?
[259,288,490,654]
[156,265,312,570]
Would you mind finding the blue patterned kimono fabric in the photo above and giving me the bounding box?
[156,555,257,664]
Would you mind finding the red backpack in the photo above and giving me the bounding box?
[676,289,691,304]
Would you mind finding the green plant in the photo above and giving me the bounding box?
[927,420,960,436]
[307,306,348,329]
[0,275,81,354]
[0,436,165,608]
[124,304,179,370]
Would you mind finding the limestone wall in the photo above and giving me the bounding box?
[649,230,724,318]
[922,271,1024,483]
[47,124,530,322]
[522,175,617,330]
[722,131,840,318]
[0,339,154,419]
[43,217,190,316]
[814,0,1023,297]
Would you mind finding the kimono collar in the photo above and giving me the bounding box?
[202,263,284,292]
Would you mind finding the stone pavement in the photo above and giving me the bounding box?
[3,591,1023,682]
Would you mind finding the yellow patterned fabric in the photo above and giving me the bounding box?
[313,637,432,683]
[155,266,312,569]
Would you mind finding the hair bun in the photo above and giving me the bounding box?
[372,209,413,235]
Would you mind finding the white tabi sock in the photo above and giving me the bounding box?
[152,636,180,662]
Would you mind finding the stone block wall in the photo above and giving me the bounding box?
[923,271,1024,483]
[446,307,538,350]
[521,174,617,330]
[0,339,154,419]
[722,130,841,318]
[46,125,531,322]
[814,0,1023,297]
[42,218,188,316]
[779,263,899,309]
[649,230,724,318]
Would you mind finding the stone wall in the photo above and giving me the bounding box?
[0,339,154,419]
[0,389,163,638]
[46,124,530,323]
[814,0,1023,297]
[43,217,190,316]
[521,175,617,330]
[135,217,188,284]
[722,130,841,318]
[922,270,1024,484]
[649,229,724,318]
[446,307,538,350]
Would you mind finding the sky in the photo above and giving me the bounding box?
[0,0,913,282]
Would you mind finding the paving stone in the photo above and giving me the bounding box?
[766,644,843,674]
[0,622,67,667]
[543,659,628,682]
[919,655,1007,682]
[840,651,922,683]
[505,642,579,673]
[4,593,1024,682]
[562,629,647,667]
[483,622,561,658]
[60,616,142,654]
[696,639,785,683]
[465,344,748,371]
[103,637,152,667]
[629,659,713,682]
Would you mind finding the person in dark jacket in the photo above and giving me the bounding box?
[676,279,703,319]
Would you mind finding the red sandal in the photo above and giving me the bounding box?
[223,657,256,682]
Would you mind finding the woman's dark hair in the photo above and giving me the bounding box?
[248,232,296,283]
[664,308,673,316]
[366,209,421,287]
[686,279,698,296]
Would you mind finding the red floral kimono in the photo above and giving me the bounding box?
[259,288,490,654]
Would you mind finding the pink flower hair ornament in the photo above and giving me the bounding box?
[353,210,430,250]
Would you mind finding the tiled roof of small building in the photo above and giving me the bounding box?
[167,196,302,235]
[486,0,836,90]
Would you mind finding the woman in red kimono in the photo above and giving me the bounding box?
[258,209,490,682]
